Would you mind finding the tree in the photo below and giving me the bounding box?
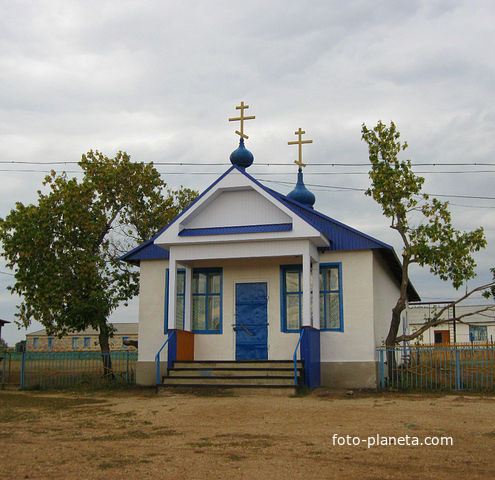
[0,150,197,375]
[0,338,7,350]
[361,121,487,347]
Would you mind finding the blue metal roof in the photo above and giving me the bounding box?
[179,223,292,236]
[119,166,419,300]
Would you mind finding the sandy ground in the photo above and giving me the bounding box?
[1,387,495,480]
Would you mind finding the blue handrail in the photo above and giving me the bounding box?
[293,329,305,386]
[155,331,176,388]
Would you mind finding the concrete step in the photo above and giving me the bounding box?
[172,360,302,369]
[168,368,297,378]
[162,376,297,386]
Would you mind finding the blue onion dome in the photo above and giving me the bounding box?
[230,137,254,169]
[288,168,316,208]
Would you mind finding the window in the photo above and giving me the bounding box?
[47,337,54,349]
[469,325,487,342]
[83,337,91,349]
[319,265,343,331]
[164,269,186,332]
[122,336,129,348]
[72,337,79,349]
[33,337,39,349]
[192,269,222,333]
[164,268,222,334]
[281,263,343,332]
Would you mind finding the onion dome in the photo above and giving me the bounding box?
[230,137,254,169]
[288,168,315,208]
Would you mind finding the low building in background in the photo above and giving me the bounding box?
[406,304,495,345]
[25,323,138,352]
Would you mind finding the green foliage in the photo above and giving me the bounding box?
[361,121,486,344]
[0,150,197,342]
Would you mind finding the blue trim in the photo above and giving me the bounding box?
[155,330,176,388]
[280,263,344,333]
[167,330,177,369]
[293,329,304,386]
[179,223,292,236]
[300,326,321,389]
[191,268,223,334]
[164,268,186,334]
[319,263,344,332]
[280,265,303,333]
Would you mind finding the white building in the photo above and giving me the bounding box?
[121,114,419,389]
[406,304,495,345]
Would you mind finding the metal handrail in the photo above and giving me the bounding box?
[155,330,176,388]
[293,329,305,386]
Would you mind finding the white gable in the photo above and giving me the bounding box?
[155,168,329,248]
[181,189,291,229]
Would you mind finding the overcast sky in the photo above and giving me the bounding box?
[1,1,494,345]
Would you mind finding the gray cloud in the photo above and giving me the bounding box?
[1,0,494,344]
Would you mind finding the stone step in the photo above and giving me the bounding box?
[161,375,297,386]
[168,368,297,378]
[172,360,302,369]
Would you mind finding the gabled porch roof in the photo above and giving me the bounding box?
[120,165,420,301]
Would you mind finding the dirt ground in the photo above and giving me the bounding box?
[1,387,495,480]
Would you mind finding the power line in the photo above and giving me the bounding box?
[1,169,495,202]
[1,160,495,167]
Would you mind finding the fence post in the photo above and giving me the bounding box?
[379,349,385,389]
[126,350,130,384]
[455,348,461,391]
[1,353,6,389]
[20,351,26,389]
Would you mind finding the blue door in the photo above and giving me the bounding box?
[235,282,268,360]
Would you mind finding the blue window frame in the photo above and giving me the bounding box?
[33,337,39,349]
[319,263,343,331]
[469,325,487,342]
[164,267,222,334]
[83,337,91,349]
[192,268,222,334]
[47,337,54,349]
[122,336,130,348]
[164,269,186,333]
[280,263,343,332]
[72,337,79,349]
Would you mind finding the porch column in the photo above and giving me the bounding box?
[302,249,311,327]
[184,265,192,331]
[167,256,177,330]
[312,259,320,329]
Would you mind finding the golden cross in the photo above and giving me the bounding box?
[288,128,313,168]
[229,101,255,139]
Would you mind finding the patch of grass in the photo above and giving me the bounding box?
[189,433,274,450]
[225,453,245,461]
[98,458,151,470]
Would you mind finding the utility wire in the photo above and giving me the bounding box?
[1,160,495,167]
[2,169,495,202]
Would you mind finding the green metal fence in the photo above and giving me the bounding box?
[378,345,495,391]
[1,350,137,388]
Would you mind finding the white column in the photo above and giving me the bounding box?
[168,256,177,330]
[184,265,192,331]
[302,248,311,327]
[312,259,320,329]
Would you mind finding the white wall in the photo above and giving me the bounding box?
[138,259,169,362]
[137,249,396,364]
[319,250,376,363]
[372,251,402,349]
[183,189,291,229]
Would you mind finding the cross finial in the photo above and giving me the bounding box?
[229,101,255,139]
[288,128,313,168]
